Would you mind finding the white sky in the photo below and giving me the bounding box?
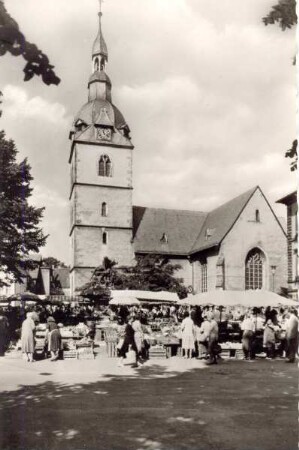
[0,0,296,264]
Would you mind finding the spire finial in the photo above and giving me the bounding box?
[99,0,104,16]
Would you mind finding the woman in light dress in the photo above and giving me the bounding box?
[21,312,35,362]
[181,311,195,359]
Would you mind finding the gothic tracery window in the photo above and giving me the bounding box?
[98,155,112,177]
[201,263,207,292]
[245,248,264,290]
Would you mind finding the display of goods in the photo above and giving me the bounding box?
[63,340,76,350]
[60,329,74,338]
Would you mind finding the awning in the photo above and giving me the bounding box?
[109,297,140,306]
[110,290,179,303]
[178,290,298,308]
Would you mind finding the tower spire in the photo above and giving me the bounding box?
[92,0,108,71]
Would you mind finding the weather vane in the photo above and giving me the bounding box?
[99,0,104,14]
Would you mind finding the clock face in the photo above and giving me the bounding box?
[97,127,112,141]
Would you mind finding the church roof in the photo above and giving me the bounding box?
[133,206,207,255]
[133,186,259,256]
[88,71,111,85]
[74,99,127,130]
[190,186,258,254]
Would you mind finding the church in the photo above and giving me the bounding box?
[69,9,287,296]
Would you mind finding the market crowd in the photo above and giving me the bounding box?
[0,302,298,365]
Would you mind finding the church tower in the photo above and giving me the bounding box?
[69,7,134,294]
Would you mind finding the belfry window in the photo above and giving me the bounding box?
[245,248,264,290]
[101,202,107,217]
[102,231,108,245]
[94,57,99,72]
[98,155,112,177]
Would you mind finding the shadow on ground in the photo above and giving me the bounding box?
[0,360,297,450]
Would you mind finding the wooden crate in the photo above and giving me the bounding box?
[106,342,117,358]
[221,349,231,359]
[235,350,244,360]
[149,345,167,359]
[63,350,77,359]
[77,347,94,360]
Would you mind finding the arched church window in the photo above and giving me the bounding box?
[100,56,105,71]
[98,155,112,177]
[245,248,264,290]
[94,57,99,72]
[102,231,108,245]
[101,202,107,217]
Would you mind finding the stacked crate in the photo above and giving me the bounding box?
[148,345,167,359]
[77,346,94,360]
[105,328,119,358]
[63,350,77,359]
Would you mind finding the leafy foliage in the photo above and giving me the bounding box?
[285,139,297,171]
[0,1,60,85]
[79,255,188,301]
[263,0,297,30]
[41,257,67,268]
[0,131,47,287]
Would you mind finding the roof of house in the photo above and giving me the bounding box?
[276,191,297,206]
[133,186,259,256]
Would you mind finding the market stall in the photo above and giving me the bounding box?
[35,323,94,359]
[179,289,298,359]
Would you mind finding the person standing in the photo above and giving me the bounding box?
[206,313,219,365]
[196,315,210,359]
[118,317,138,367]
[285,308,298,363]
[46,317,61,361]
[0,311,9,356]
[21,312,35,362]
[132,315,144,363]
[263,310,280,359]
[241,313,256,360]
[181,311,195,359]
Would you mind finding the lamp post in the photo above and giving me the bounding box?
[270,266,276,292]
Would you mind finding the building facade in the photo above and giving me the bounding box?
[277,192,298,299]
[69,9,288,296]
